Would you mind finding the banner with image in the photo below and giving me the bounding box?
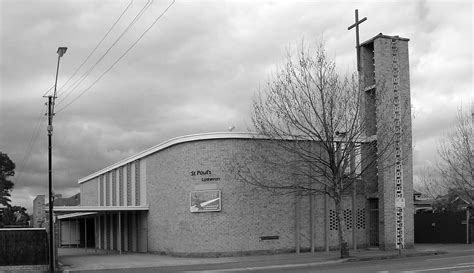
[190,190,221,212]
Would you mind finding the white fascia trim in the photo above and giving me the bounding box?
[52,205,149,212]
[0,228,46,231]
[78,132,261,184]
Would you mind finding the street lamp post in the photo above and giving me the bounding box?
[46,46,67,273]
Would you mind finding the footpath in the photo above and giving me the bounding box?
[57,244,473,273]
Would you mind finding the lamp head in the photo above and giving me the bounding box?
[57,47,67,57]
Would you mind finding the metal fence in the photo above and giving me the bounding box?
[414,211,472,244]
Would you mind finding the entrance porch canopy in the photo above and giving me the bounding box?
[52,206,149,220]
[52,206,149,254]
[57,212,97,220]
[53,206,149,213]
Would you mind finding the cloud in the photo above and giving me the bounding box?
[1,0,472,212]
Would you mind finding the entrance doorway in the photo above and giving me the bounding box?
[368,198,379,247]
[59,217,95,248]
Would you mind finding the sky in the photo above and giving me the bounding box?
[0,0,472,213]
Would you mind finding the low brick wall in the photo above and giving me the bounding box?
[0,264,49,273]
[0,228,48,266]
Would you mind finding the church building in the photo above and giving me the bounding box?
[54,33,413,255]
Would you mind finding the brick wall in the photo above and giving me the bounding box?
[145,139,292,255]
[0,264,49,273]
[0,229,48,266]
[145,138,367,256]
[372,36,414,250]
[32,195,45,228]
[80,177,99,206]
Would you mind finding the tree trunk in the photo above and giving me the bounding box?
[335,196,350,258]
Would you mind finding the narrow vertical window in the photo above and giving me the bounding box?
[112,171,117,206]
[135,160,140,206]
[127,164,132,206]
[99,176,104,206]
[355,144,362,176]
[105,173,110,206]
[119,167,123,206]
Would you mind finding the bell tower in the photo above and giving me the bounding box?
[359,33,414,250]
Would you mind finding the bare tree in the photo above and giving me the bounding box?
[238,42,402,258]
[417,166,446,212]
[436,108,473,204]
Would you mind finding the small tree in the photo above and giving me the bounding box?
[240,42,401,258]
[0,152,15,207]
[1,205,30,226]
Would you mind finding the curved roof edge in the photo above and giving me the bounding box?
[78,132,261,184]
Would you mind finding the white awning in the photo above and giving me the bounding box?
[52,205,149,213]
[57,212,97,220]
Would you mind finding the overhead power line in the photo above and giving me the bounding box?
[56,0,176,113]
[54,0,135,101]
[19,1,134,186]
[57,0,153,107]
[41,85,54,97]
[14,104,47,185]
[55,0,136,103]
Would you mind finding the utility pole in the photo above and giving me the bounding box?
[46,95,54,273]
[45,47,67,273]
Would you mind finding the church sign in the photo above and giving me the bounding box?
[190,190,221,212]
